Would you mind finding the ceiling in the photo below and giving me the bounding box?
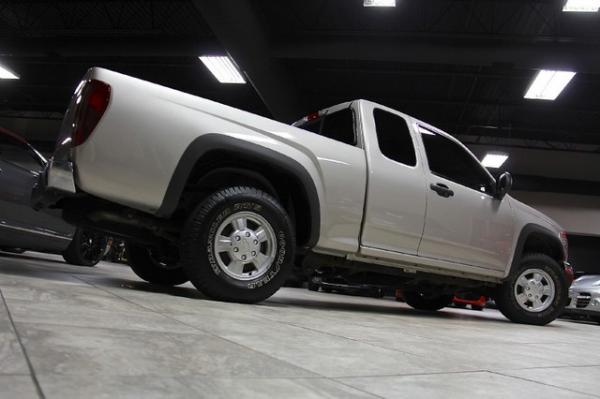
[0,0,599,192]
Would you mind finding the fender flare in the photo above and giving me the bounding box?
[156,134,321,247]
[507,223,565,278]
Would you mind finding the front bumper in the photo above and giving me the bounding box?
[565,290,600,317]
[563,262,575,286]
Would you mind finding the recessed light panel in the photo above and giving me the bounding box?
[0,64,19,79]
[364,0,396,7]
[563,0,600,12]
[524,70,576,101]
[481,153,509,168]
[199,56,246,84]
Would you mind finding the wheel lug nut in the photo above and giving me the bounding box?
[235,236,241,241]
[254,240,258,245]
[242,255,247,260]
[251,251,256,256]
[246,232,251,237]
[233,248,239,252]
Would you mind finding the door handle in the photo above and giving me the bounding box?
[430,183,454,198]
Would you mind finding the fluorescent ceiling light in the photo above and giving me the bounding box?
[524,70,576,100]
[0,64,19,79]
[563,0,600,12]
[199,56,246,84]
[364,0,396,7]
[481,153,509,169]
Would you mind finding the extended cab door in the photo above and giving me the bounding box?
[416,125,515,272]
[359,104,427,255]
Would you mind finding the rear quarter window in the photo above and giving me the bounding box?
[297,108,356,146]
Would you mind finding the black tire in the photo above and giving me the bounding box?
[62,229,108,267]
[495,253,568,326]
[472,305,484,311]
[307,282,320,292]
[180,186,295,303]
[453,302,467,309]
[322,287,332,293]
[403,290,453,311]
[127,243,189,286]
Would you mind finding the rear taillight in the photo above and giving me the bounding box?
[72,79,111,147]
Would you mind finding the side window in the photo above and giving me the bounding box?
[0,135,43,172]
[320,108,356,145]
[420,128,494,194]
[296,108,356,146]
[373,109,417,167]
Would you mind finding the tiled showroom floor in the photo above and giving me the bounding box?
[0,251,599,399]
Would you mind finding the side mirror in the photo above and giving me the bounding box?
[496,172,513,200]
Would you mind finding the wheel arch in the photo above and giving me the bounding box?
[156,134,320,248]
[508,223,565,278]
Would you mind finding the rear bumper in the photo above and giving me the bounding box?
[32,158,77,209]
[453,295,487,307]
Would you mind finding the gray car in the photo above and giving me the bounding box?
[0,127,107,266]
[565,275,600,324]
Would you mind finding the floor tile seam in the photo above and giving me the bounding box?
[71,275,330,380]
[0,288,45,399]
[488,370,600,398]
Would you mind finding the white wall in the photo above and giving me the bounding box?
[512,191,600,237]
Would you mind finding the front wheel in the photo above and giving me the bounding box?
[495,253,567,326]
[180,186,295,303]
[62,229,108,266]
[127,243,189,286]
[403,290,453,311]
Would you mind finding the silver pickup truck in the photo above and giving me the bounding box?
[36,67,572,325]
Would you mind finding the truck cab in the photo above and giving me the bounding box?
[295,100,541,280]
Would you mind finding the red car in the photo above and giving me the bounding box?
[453,294,487,311]
[395,289,487,311]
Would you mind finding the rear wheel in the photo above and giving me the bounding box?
[62,229,108,266]
[127,243,189,286]
[307,282,320,292]
[403,289,453,311]
[495,253,567,326]
[180,186,294,303]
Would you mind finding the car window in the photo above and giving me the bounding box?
[0,134,44,172]
[296,108,356,146]
[373,109,417,167]
[420,128,494,194]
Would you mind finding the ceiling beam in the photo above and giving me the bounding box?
[272,37,600,73]
[192,0,304,122]
[0,37,220,57]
